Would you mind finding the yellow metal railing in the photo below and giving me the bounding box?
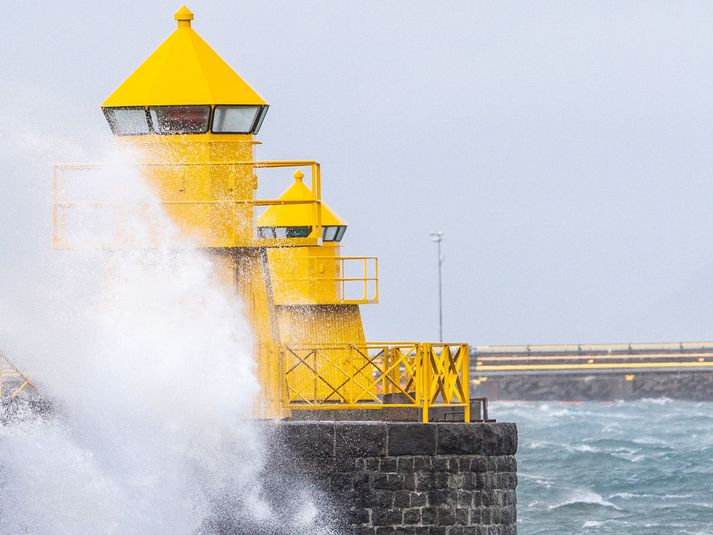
[0,354,31,399]
[278,342,470,422]
[274,256,379,305]
[52,160,324,249]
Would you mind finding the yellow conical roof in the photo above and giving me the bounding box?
[258,171,346,228]
[102,6,266,107]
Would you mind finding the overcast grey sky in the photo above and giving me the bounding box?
[2,1,713,345]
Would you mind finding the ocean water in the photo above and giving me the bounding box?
[492,400,713,535]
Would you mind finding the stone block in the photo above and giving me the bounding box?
[273,421,335,459]
[373,473,405,490]
[433,457,450,471]
[381,457,398,472]
[421,506,439,524]
[336,422,387,457]
[415,472,434,491]
[410,491,428,507]
[454,507,469,525]
[330,473,354,492]
[469,457,487,473]
[398,457,415,473]
[456,490,472,508]
[437,424,483,455]
[429,489,457,507]
[345,508,371,525]
[362,489,394,508]
[394,490,411,508]
[403,507,422,525]
[413,456,432,471]
[447,473,465,489]
[438,506,456,525]
[366,458,381,470]
[372,508,403,526]
[432,472,450,489]
[388,423,437,456]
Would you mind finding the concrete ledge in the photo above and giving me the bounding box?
[264,421,517,457]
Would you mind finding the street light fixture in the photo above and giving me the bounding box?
[430,231,444,342]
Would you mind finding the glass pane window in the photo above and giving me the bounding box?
[257,226,312,239]
[323,225,347,242]
[253,106,269,134]
[322,226,338,241]
[212,105,261,134]
[257,227,276,238]
[149,106,210,134]
[103,107,150,136]
[286,226,311,238]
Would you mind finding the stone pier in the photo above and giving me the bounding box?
[264,421,518,534]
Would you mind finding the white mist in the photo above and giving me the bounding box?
[0,147,322,534]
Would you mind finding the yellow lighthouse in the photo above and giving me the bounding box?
[51,6,471,421]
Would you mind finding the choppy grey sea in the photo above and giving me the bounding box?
[491,400,713,534]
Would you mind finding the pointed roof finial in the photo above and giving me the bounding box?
[294,170,305,182]
[175,6,194,28]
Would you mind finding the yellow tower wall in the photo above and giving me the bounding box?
[268,242,342,305]
[122,134,257,248]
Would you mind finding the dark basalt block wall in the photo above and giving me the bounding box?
[263,421,518,535]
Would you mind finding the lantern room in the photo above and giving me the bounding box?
[257,170,347,242]
[101,6,268,137]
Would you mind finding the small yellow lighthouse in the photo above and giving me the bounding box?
[52,6,471,421]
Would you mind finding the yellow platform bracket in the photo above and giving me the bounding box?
[272,255,379,305]
[51,160,324,249]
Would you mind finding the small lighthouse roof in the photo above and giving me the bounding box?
[102,6,266,107]
[258,171,346,228]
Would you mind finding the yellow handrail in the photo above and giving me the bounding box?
[278,342,471,422]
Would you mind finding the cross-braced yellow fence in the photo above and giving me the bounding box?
[277,342,471,422]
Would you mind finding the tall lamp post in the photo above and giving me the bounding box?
[430,231,444,342]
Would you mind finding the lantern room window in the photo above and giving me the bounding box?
[212,105,266,134]
[149,106,211,134]
[322,225,347,242]
[102,105,268,136]
[257,226,312,239]
[103,107,151,136]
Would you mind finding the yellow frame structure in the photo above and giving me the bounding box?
[51,160,324,249]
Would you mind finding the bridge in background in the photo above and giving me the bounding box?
[471,342,713,401]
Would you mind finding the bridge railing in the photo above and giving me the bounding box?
[474,341,713,354]
[472,342,713,375]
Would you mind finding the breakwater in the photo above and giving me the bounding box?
[473,343,713,401]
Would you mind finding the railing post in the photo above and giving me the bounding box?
[462,344,471,422]
[363,257,367,302]
[277,344,286,413]
[422,343,431,423]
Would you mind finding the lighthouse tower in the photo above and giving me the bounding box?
[52,6,470,421]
